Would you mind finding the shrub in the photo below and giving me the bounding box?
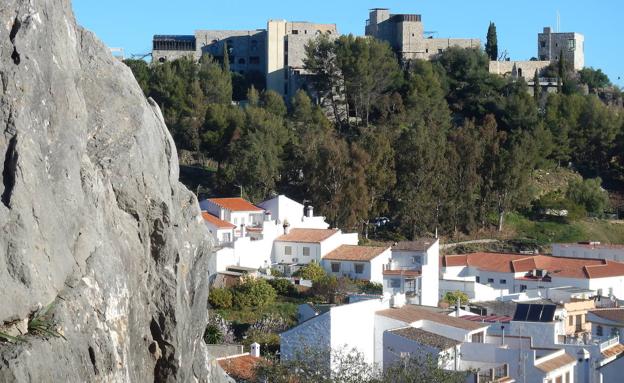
[208,288,233,309]
[357,280,383,295]
[293,262,327,282]
[268,278,298,297]
[566,178,609,216]
[232,277,277,309]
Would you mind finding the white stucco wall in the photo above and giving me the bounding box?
[552,244,624,262]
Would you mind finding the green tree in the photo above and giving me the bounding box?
[566,178,610,216]
[533,69,541,103]
[579,67,611,92]
[199,53,232,104]
[485,22,498,61]
[294,262,327,282]
[443,291,469,305]
[260,89,287,117]
[123,59,150,94]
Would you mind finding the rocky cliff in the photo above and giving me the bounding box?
[0,1,225,381]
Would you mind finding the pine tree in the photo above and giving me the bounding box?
[485,22,498,61]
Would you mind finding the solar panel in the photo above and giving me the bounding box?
[513,304,530,321]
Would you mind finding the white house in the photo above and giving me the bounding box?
[272,228,358,265]
[440,252,624,302]
[258,195,329,229]
[383,239,439,306]
[553,242,624,262]
[201,211,236,245]
[587,308,624,341]
[200,197,265,237]
[321,245,391,284]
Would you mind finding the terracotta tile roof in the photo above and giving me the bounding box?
[376,305,487,331]
[535,353,576,373]
[389,327,460,350]
[393,239,437,252]
[202,212,236,229]
[209,197,263,212]
[275,228,339,243]
[602,343,624,359]
[383,269,421,277]
[590,308,624,323]
[442,252,624,279]
[218,354,265,381]
[323,245,389,262]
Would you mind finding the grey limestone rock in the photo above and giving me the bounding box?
[0,0,229,381]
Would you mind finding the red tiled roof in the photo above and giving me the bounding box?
[209,197,263,212]
[202,212,236,229]
[323,245,389,261]
[383,269,421,277]
[602,343,624,359]
[443,252,624,279]
[276,228,339,243]
[377,305,487,331]
[590,308,624,323]
[218,354,265,381]
[535,353,576,373]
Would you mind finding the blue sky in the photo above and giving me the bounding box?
[73,0,623,86]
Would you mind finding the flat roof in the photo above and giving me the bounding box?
[377,305,487,331]
[389,327,460,350]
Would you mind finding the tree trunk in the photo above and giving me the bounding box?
[498,210,504,232]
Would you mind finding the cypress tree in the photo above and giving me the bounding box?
[533,69,541,102]
[485,22,498,61]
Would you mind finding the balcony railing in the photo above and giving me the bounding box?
[600,336,620,352]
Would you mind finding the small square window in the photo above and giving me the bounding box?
[487,278,494,284]
[540,41,546,48]
[331,262,340,273]
[390,279,401,288]
[438,49,443,54]
[285,246,292,256]
[355,264,364,274]
[500,279,507,285]
[292,30,299,35]
[292,258,298,263]
[476,276,480,283]
[303,247,310,256]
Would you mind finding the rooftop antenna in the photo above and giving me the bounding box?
[556,10,560,33]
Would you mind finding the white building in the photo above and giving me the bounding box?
[258,195,329,229]
[440,252,624,302]
[321,245,391,284]
[200,197,265,238]
[383,239,439,306]
[272,228,358,265]
[201,211,236,245]
[553,242,624,262]
[587,308,624,342]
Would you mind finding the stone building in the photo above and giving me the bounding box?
[152,20,337,98]
[538,27,584,70]
[364,8,480,61]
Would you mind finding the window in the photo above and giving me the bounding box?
[565,372,570,383]
[555,376,562,383]
[425,48,429,53]
[568,39,575,51]
[249,56,260,65]
[540,40,546,48]
[238,58,245,65]
[500,279,507,285]
[438,49,443,54]
[390,279,401,288]
[487,278,494,284]
[331,262,340,273]
[520,284,527,292]
[302,247,310,256]
[611,327,620,337]
[234,218,238,225]
[471,332,484,343]
[517,68,523,78]
[568,316,574,326]
[285,246,292,256]
[355,264,364,274]
[292,30,299,35]
[411,256,420,264]
[475,276,480,283]
[250,40,258,52]
[597,325,603,336]
[292,257,298,263]
[597,289,603,296]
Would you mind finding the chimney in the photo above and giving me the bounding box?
[250,342,260,357]
[306,205,314,218]
[283,221,290,235]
